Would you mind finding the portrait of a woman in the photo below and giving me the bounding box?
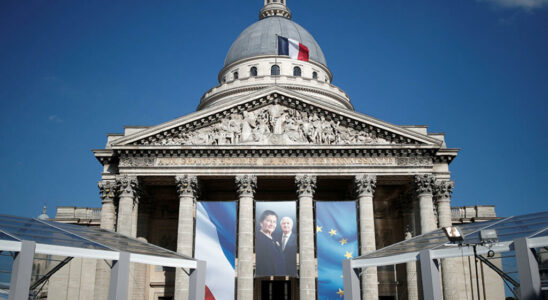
[255,210,286,276]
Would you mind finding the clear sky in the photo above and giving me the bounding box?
[0,0,546,219]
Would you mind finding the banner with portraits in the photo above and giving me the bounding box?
[255,201,297,277]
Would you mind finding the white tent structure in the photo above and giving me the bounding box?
[344,211,548,300]
[0,214,205,300]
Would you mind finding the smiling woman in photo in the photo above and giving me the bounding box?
[255,210,286,276]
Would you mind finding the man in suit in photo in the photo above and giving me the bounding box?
[278,216,297,276]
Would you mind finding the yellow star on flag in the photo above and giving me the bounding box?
[344,251,353,259]
[316,226,322,233]
[339,238,347,245]
[329,229,337,236]
[336,288,344,297]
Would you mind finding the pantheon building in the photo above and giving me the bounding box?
[47,1,504,300]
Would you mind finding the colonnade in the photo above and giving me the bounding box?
[94,173,455,300]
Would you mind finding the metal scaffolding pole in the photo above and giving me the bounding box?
[515,238,542,300]
[189,260,207,300]
[343,259,361,300]
[108,252,131,300]
[419,250,442,300]
[8,240,35,300]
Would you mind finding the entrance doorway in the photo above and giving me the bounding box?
[261,280,292,300]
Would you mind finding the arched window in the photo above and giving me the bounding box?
[250,66,258,77]
[293,66,301,77]
[312,71,318,79]
[222,76,226,83]
[233,71,239,80]
[271,65,280,76]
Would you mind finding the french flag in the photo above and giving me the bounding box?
[195,202,237,300]
[278,36,309,62]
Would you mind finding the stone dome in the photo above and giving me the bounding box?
[224,16,327,68]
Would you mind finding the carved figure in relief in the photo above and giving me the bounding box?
[149,104,396,146]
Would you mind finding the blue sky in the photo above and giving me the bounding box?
[0,0,546,219]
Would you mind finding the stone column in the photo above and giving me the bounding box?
[174,175,199,300]
[435,180,464,300]
[116,175,139,236]
[354,174,378,300]
[94,180,117,300]
[115,175,139,299]
[414,174,436,234]
[295,175,317,300]
[235,175,257,300]
[133,202,150,300]
[435,180,454,228]
[405,231,419,300]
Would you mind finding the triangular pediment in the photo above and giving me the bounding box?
[110,87,442,147]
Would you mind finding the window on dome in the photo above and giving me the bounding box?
[271,65,280,76]
[250,67,258,77]
[312,71,318,79]
[233,71,239,80]
[222,76,226,83]
[293,67,301,77]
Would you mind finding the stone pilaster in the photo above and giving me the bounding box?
[115,175,139,236]
[354,174,378,300]
[414,174,436,234]
[295,175,317,300]
[174,175,199,300]
[235,175,257,300]
[94,180,117,300]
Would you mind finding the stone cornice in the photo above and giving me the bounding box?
[198,81,352,111]
[114,147,438,158]
[94,144,460,168]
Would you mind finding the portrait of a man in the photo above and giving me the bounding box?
[276,216,297,276]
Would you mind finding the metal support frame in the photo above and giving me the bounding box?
[108,252,130,300]
[189,260,206,300]
[342,259,361,300]
[8,240,35,300]
[515,237,542,300]
[419,250,442,300]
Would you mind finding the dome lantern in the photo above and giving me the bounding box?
[259,0,291,20]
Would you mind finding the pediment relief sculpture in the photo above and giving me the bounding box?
[138,104,410,146]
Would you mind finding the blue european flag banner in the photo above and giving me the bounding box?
[316,201,358,300]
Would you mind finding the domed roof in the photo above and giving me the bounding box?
[224,17,327,68]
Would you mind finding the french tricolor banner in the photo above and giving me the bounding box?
[195,201,237,300]
[278,36,309,62]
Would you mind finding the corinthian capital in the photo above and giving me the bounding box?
[235,175,257,197]
[354,174,376,197]
[116,175,138,197]
[175,175,199,197]
[414,174,435,195]
[98,180,116,202]
[434,180,454,200]
[295,175,317,197]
